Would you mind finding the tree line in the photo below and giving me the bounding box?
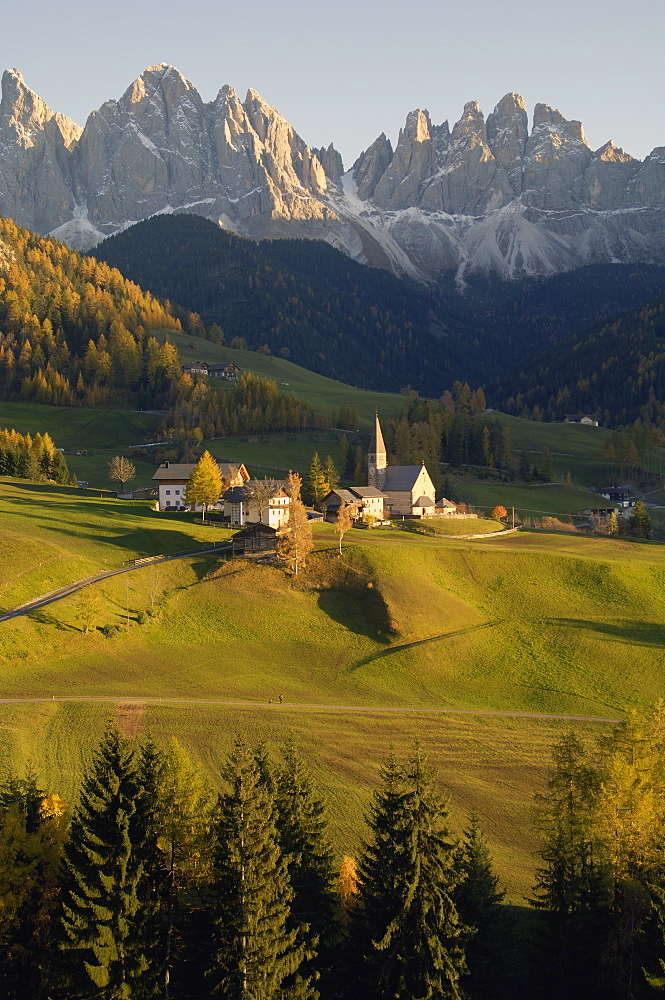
[0,427,75,484]
[5,709,665,999]
[0,732,506,1000]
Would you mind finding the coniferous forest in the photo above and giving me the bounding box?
[4,708,665,1000]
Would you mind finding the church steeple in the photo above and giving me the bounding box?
[368,412,387,489]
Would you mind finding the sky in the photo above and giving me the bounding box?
[3,0,663,166]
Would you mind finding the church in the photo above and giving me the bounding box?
[368,415,437,518]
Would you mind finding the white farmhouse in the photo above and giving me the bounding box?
[223,482,291,528]
[152,461,249,511]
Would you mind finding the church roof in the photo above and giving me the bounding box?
[369,414,386,456]
[414,495,435,507]
[382,465,427,491]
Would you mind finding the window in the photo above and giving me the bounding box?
[175,489,180,494]
[165,490,171,495]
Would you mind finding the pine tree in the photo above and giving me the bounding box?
[275,744,338,994]
[0,775,67,1000]
[532,733,609,1000]
[304,453,328,507]
[145,738,214,999]
[453,815,505,1000]
[323,456,339,494]
[209,740,314,999]
[541,446,554,481]
[58,726,158,1000]
[629,500,652,539]
[355,747,468,1000]
[184,450,223,522]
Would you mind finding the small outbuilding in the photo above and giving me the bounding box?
[231,523,280,557]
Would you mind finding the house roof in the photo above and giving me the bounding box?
[322,489,361,507]
[382,465,428,491]
[436,497,456,509]
[223,481,288,502]
[350,486,386,499]
[153,461,248,482]
[233,523,279,538]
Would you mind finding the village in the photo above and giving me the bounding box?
[150,406,645,557]
[151,415,479,552]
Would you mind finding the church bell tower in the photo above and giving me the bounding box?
[368,413,387,489]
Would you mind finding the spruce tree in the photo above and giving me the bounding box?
[58,726,158,1000]
[209,740,314,1000]
[629,500,652,539]
[304,453,327,507]
[355,747,468,1000]
[532,733,609,1000]
[453,814,505,1000]
[275,744,338,995]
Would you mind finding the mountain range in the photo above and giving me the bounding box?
[2,64,664,284]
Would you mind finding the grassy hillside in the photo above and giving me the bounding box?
[1,480,663,899]
[0,478,231,612]
[153,329,406,429]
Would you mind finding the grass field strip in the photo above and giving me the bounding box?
[0,695,620,724]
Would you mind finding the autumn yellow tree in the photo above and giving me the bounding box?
[334,499,353,555]
[184,450,223,522]
[277,471,313,575]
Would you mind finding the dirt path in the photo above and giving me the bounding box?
[0,544,230,623]
[0,694,620,724]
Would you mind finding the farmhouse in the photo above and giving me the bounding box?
[321,486,386,523]
[564,414,600,427]
[222,481,291,528]
[368,415,436,517]
[181,361,209,377]
[152,460,249,511]
[208,362,241,381]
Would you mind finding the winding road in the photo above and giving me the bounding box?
[0,543,230,623]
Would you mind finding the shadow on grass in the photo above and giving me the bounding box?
[548,618,665,647]
[349,620,504,671]
[25,609,79,632]
[3,504,216,558]
[316,588,394,644]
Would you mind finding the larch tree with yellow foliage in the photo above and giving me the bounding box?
[184,450,223,522]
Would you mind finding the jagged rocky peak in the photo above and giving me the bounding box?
[0,69,80,234]
[119,63,201,113]
[522,102,592,209]
[486,93,528,194]
[311,143,344,186]
[530,102,589,145]
[0,68,82,149]
[372,109,436,208]
[450,100,488,146]
[352,132,394,200]
[593,139,637,163]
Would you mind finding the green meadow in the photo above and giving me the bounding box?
[0,479,663,900]
[152,329,406,429]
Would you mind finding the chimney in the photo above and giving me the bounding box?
[165,461,169,469]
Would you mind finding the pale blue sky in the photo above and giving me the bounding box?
[4,0,663,165]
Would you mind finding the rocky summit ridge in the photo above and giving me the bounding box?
[1,64,664,284]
